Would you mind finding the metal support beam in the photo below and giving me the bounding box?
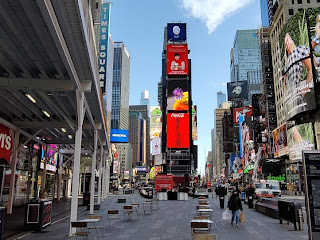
[97,146,103,204]
[7,128,20,214]
[18,129,43,151]
[0,78,92,91]
[69,89,85,236]
[57,154,63,201]
[12,121,93,130]
[89,129,98,215]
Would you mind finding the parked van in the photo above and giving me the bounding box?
[254,180,281,198]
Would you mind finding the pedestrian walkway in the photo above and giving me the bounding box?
[6,192,309,240]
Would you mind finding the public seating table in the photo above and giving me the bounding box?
[143,201,153,214]
[78,218,101,239]
[191,219,213,234]
[197,209,213,220]
[197,205,211,210]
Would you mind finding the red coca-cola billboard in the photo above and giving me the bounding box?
[233,106,253,124]
[0,124,14,164]
[167,113,190,148]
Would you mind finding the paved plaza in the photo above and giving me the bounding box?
[6,192,309,240]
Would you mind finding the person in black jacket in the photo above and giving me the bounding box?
[228,190,243,227]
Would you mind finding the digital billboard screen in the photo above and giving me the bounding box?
[273,123,289,158]
[167,113,190,148]
[192,105,198,141]
[150,106,162,140]
[279,9,319,120]
[110,129,129,143]
[287,123,315,163]
[233,106,253,124]
[152,138,161,156]
[167,23,187,42]
[167,80,189,111]
[227,81,248,101]
[167,44,188,75]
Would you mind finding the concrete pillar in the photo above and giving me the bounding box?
[69,89,85,236]
[97,146,103,204]
[89,130,98,215]
[7,128,20,214]
[57,154,63,201]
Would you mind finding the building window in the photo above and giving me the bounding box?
[297,0,302,3]
[307,0,310,2]
[289,9,294,15]
[291,0,294,3]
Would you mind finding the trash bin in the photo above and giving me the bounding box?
[278,200,302,230]
[0,207,5,240]
[83,192,90,206]
[219,196,225,208]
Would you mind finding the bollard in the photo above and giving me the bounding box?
[297,209,303,231]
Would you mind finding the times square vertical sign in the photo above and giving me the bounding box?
[99,2,111,93]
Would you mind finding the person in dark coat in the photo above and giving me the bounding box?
[228,190,243,227]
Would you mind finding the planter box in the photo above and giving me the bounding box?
[178,192,188,200]
[158,192,167,201]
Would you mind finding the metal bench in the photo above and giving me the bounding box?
[191,222,210,234]
[255,198,279,219]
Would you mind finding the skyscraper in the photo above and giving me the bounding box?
[140,90,150,107]
[112,42,130,130]
[260,0,270,27]
[230,29,262,104]
[217,91,226,108]
[129,105,150,166]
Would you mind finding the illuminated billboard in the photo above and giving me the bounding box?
[167,113,190,148]
[110,129,129,143]
[167,80,189,111]
[150,106,162,140]
[152,138,161,156]
[287,123,315,163]
[279,9,319,120]
[167,45,188,75]
[167,23,187,42]
[192,105,198,141]
[233,106,253,124]
[0,124,13,164]
[227,81,248,101]
[273,123,289,158]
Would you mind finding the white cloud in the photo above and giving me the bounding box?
[180,0,253,34]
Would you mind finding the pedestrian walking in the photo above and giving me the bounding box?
[227,190,243,228]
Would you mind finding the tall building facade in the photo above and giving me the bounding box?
[112,42,130,130]
[140,90,150,107]
[129,111,147,167]
[270,1,319,126]
[217,91,226,108]
[260,0,270,27]
[230,29,262,84]
[129,105,150,166]
[116,143,133,174]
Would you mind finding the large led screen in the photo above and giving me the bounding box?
[192,105,198,141]
[287,123,315,163]
[233,106,252,124]
[167,80,189,111]
[167,44,188,75]
[273,123,289,158]
[280,9,318,120]
[110,129,129,143]
[227,81,248,101]
[167,23,186,42]
[150,106,162,140]
[0,124,13,164]
[167,113,190,148]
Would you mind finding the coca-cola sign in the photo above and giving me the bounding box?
[171,113,184,118]
[0,124,14,164]
[233,107,253,124]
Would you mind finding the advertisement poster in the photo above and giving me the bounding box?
[287,123,315,163]
[280,9,318,120]
[167,80,189,111]
[167,23,186,42]
[233,106,253,124]
[152,138,161,156]
[0,123,13,164]
[113,160,120,174]
[167,44,188,75]
[273,123,289,158]
[110,129,129,143]
[192,105,198,141]
[309,8,320,83]
[167,113,190,148]
[150,106,162,140]
[40,145,58,172]
[227,81,248,101]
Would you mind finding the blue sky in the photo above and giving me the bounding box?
[109,0,262,175]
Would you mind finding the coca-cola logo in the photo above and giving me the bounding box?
[171,113,184,118]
